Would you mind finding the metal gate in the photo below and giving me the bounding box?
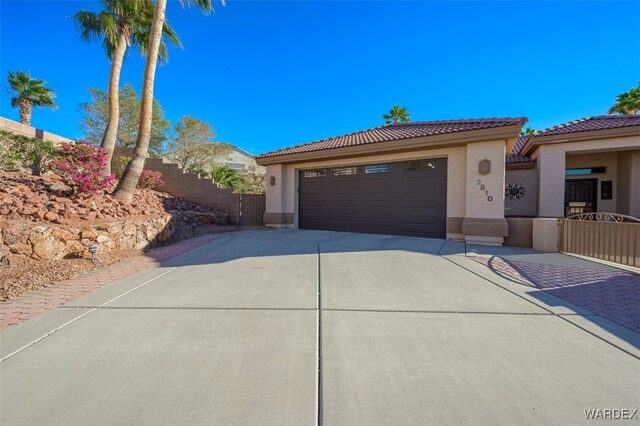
[558,212,640,267]
[240,194,266,226]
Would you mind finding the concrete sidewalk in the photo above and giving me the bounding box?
[1,230,638,425]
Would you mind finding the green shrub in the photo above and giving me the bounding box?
[0,130,57,174]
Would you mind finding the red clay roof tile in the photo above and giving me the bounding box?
[256,117,527,159]
[534,115,640,137]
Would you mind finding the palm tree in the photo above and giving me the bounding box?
[608,83,640,115]
[210,165,247,192]
[7,71,56,126]
[520,127,535,136]
[114,0,222,203]
[74,0,181,175]
[382,104,411,124]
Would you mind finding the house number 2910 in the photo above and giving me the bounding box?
[476,179,494,202]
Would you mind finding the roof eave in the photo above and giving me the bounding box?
[256,124,523,166]
[506,159,536,170]
[523,126,640,156]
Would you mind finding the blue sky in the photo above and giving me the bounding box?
[1,1,639,154]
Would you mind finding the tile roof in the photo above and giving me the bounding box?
[506,136,532,164]
[256,117,527,159]
[534,115,640,137]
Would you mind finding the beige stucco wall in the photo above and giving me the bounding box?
[464,140,506,219]
[533,135,640,218]
[617,150,640,217]
[0,116,74,146]
[505,168,537,217]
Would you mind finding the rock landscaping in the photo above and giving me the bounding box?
[0,170,239,300]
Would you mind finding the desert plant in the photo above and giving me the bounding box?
[51,141,115,193]
[382,105,410,125]
[114,0,223,203]
[0,130,57,174]
[210,165,246,192]
[609,83,640,115]
[137,169,164,190]
[74,0,181,174]
[6,71,57,126]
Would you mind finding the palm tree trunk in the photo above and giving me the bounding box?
[18,99,32,126]
[113,0,167,203]
[100,29,129,176]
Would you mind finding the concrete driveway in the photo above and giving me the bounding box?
[1,230,638,425]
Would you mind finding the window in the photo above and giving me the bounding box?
[365,164,393,174]
[565,167,606,176]
[303,169,326,178]
[405,160,437,171]
[332,167,357,176]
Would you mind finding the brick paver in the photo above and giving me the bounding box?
[0,234,218,331]
[469,255,640,332]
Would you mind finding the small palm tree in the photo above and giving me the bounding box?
[210,165,247,192]
[520,127,535,136]
[7,71,56,126]
[608,83,640,115]
[114,0,223,203]
[74,0,181,175]
[382,104,411,125]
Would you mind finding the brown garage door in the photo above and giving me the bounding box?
[299,158,447,238]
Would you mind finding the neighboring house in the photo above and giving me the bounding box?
[255,115,640,248]
[217,145,265,173]
[256,118,526,246]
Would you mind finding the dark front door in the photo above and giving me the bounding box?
[298,158,447,238]
[565,179,597,215]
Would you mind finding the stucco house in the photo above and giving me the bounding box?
[255,115,640,247]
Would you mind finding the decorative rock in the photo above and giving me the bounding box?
[96,234,110,243]
[44,212,57,221]
[64,240,85,256]
[32,236,65,261]
[81,229,98,239]
[32,225,48,233]
[10,243,32,255]
[51,228,78,242]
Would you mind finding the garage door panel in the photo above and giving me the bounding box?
[299,158,446,238]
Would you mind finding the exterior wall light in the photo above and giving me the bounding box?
[479,159,491,175]
[269,176,276,186]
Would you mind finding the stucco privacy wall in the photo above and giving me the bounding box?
[0,116,74,145]
[505,168,537,217]
[263,146,468,236]
[534,135,640,217]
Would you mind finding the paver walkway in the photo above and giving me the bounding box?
[469,255,640,332]
[0,234,218,331]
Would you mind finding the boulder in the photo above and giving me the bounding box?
[51,228,78,242]
[10,243,32,255]
[32,236,65,261]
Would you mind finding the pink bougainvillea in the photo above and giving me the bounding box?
[137,169,164,190]
[51,141,115,193]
